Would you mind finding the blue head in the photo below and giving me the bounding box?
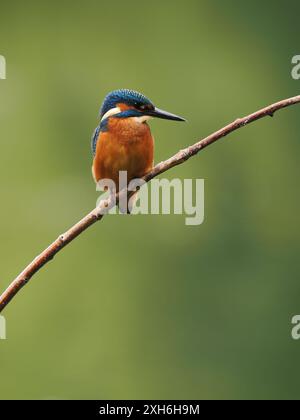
[91,89,185,155]
[99,89,186,124]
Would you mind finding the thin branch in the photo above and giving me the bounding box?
[1,95,300,313]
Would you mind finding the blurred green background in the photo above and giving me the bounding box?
[0,0,300,400]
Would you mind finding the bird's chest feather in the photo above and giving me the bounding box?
[93,118,154,185]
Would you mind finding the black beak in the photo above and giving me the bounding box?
[148,107,186,122]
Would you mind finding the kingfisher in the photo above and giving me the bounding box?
[91,89,185,194]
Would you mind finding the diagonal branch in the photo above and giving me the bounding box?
[1,95,300,313]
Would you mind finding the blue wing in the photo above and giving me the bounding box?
[91,125,101,157]
[91,119,110,156]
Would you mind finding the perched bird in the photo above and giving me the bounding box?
[92,89,185,193]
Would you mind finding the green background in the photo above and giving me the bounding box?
[0,0,300,400]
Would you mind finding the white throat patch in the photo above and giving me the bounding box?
[133,115,152,124]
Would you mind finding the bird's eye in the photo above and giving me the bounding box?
[140,104,154,111]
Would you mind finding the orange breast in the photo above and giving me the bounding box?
[92,117,154,191]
